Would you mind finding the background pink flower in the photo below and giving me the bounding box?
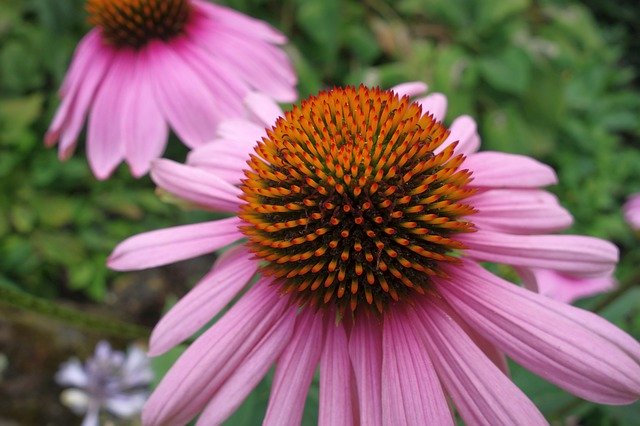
[624,193,640,231]
[109,85,639,425]
[45,0,296,179]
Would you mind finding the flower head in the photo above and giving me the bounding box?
[109,84,640,425]
[46,0,296,179]
[56,341,153,426]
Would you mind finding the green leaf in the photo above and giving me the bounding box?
[479,47,532,95]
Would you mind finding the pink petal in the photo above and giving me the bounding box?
[107,217,243,271]
[196,308,296,426]
[244,92,285,127]
[151,159,242,212]
[460,230,618,277]
[470,189,573,234]
[465,152,558,188]
[319,321,355,426]
[437,261,640,404]
[440,115,481,156]
[186,139,254,185]
[121,53,168,177]
[86,51,130,179]
[263,309,324,426]
[349,316,383,426]
[518,267,616,304]
[382,310,453,425]
[216,118,268,144]
[143,279,289,426]
[391,81,428,98]
[149,245,258,356]
[414,298,547,425]
[623,193,640,230]
[416,93,448,122]
[146,40,220,147]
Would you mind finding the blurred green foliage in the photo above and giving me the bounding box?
[1,0,639,423]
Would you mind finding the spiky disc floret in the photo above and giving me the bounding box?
[87,0,191,48]
[240,86,477,314]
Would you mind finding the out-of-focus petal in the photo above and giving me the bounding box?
[466,152,558,188]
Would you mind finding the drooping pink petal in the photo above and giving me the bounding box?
[107,217,243,271]
[470,189,573,234]
[244,92,285,127]
[460,230,618,277]
[143,279,289,426]
[391,81,428,99]
[319,321,355,426]
[437,261,640,404]
[86,51,131,179]
[465,152,558,188]
[518,267,616,303]
[150,159,242,212]
[149,245,258,356]
[121,51,168,177]
[416,93,448,122]
[146,40,221,147]
[381,310,453,425]
[349,316,383,426]
[414,298,547,425]
[623,193,640,230]
[186,139,254,185]
[263,309,325,426]
[196,309,296,426]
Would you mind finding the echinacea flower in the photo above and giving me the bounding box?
[624,193,640,231]
[45,0,296,179]
[109,84,640,425]
[56,340,153,426]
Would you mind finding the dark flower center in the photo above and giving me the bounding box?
[240,86,476,315]
[86,0,191,48]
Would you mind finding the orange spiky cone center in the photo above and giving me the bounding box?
[86,0,191,48]
[240,86,477,315]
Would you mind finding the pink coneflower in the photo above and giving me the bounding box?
[624,193,640,231]
[109,85,640,425]
[45,0,296,179]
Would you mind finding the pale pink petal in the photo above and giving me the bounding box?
[150,159,242,212]
[440,115,481,156]
[460,230,618,277]
[55,359,88,387]
[465,152,558,188]
[86,52,131,179]
[437,261,640,404]
[416,93,448,122]
[623,193,640,230]
[319,322,355,426]
[518,267,616,304]
[217,119,268,144]
[196,308,296,426]
[414,298,547,425]
[470,189,573,234]
[186,139,254,185]
[381,310,453,425]
[146,40,220,147]
[143,279,289,426]
[121,53,168,177]
[263,309,325,426]
[244,92,285,127]
[149,245,258,356]
[107,217,243,271]
[391,81,428,99]
[349,316,383,426]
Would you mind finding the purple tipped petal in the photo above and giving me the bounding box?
[461,230,618,277]
[143,279,289,426]
[466,152,558,188]
[149,245,258,356]
[382,310,453,425]
[151,159,242,212]
[415,298,547,425]
[438,261,640,404]
[107,217,243,271]
[319,321,356,426]
[263,310,324,426]
[349,315,383,426]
